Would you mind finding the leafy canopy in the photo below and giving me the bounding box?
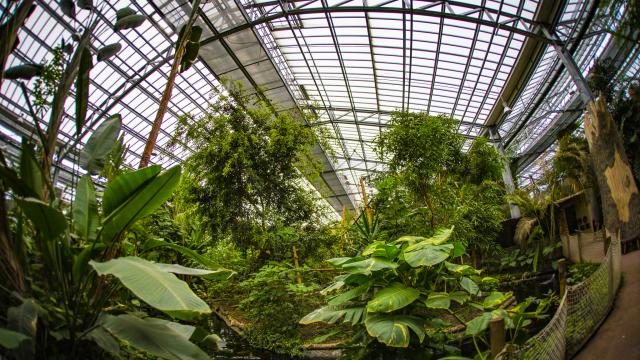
[171,83,322,248]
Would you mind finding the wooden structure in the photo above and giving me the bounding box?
[556,188,606,262]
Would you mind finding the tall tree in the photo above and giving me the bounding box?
[171,84,321,249]
[139,0,202,168]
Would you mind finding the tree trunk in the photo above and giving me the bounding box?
[139,0,202,168]
[584,97,640,242]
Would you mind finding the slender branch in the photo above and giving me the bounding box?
[139,0,202,168]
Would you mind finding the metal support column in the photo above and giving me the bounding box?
[490,127,521,219]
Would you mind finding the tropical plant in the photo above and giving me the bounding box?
[0,0,36,87]
[300,227,515,357]
[453,181,505,266]
[0,17,231,352]
[598,0,640,45]
[544,128,594,197]
[376,112,465,228]
[506,188,552,272]
[2,1,148,195]
[464,294,554,359]
[373,122,506,264]
[0,127,229,357]
[170,83,322,252]
[236,262,325,355]
[589,58,640,182]
[139,0,203,168]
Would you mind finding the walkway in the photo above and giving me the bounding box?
[574,250,640,359]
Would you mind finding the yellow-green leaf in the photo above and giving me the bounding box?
[367,282,420,313]
[90,257,210,320]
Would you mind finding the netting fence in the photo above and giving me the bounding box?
[513,238,621,359]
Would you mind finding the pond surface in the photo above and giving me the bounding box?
[207,314,296,360]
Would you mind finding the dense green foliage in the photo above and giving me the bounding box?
[0,6,227,358]
[0,3,571,357]
[373,111,506,262]
[171,84,323,253]
[301,228,551,359]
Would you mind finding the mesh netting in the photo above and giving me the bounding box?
[513,293,567,360]
[565,251,611,356]
[513,239,621,359]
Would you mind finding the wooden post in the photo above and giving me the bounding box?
[576,233,583,262]
[558,258,567,295]
[490,315,506,358]
[292,245,302,285]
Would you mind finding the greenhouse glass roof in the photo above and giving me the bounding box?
[0,0,637,212]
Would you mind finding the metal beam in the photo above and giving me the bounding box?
[200,1,546,49]
[542,26,595,103]
[202,1,548,48]
[501,0,599,149]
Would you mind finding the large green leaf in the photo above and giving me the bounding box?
[342,257,398,275]
[362,241,400,259]
[72,175,98,241]
[75,48,92,135]
[113,14,146,31]
[367,282,420,313]
[444,261,480,275]
[4,64,43,80]
[300,306,365,326]
[96,43,122,62]
[482,291,512,309]
[101,166,181,242]
[101,314,208,360]
[73,243,106,282]
[85,327,119,357]
[424,292,451,309]
[320,280,345,295]
[102,165,160,216]
[153,263,233,281]
[19,140,44,199]
[16,198,66,240]
[142,317,196,339]
[365,314,425,347]
[328,282,370,306]
[449,291,470,305]
[393,235,425,245]
[115,7,136,20]
[59,0,75,17]
[0,328,30,350]
[179,25,203,73]
[143,238,225,271]
[326,257,355,267]
[80,115,122,174]
[403,243,453,267]
[465,312,493,336]
[427,227,454,245]
[7,298,37,359]
[0,164,38,198]
[460,277,480,296]
[452,241,466,258]
[90,257,210,320]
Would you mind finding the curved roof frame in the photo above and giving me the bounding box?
[2,0,633,210]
